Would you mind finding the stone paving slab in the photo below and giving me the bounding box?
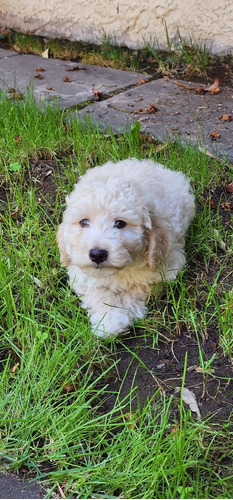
[76,78,233,161]
[0,472,45,498]
[0,49,151,108]
[0,48,20,59]
[0,47,232,161]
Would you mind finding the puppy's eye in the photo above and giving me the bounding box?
[114,220,126,229]
[79,219,90,228]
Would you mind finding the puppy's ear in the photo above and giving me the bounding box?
[147,217,170,270]
[57,222,71,266]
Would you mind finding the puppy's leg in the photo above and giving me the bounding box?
[82,288,148,338]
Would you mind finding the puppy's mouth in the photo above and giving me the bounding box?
[80,262,122,276]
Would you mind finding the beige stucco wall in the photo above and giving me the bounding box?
[0,0,233,53]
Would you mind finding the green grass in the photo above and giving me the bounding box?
[6,29,216,77]
[145,27,212,77]
[0,90,233,498]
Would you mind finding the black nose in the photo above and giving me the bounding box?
[89,248,108,265]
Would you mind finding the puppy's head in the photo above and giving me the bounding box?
[57,175,170,276]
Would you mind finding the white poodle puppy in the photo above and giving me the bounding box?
[57,158,195,337]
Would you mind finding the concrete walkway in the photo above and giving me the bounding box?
[0,47,233,161]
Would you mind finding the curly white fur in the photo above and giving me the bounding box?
[57,158,195,337]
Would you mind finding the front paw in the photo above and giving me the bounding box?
[90,309,131,338]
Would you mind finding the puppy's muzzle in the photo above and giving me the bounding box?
[89,248,108,265]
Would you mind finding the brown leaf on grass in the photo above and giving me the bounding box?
[66,65,86,71]
[226,182,233,193]
[15,135,22,142]
[63,76,71,82]
[34,73,43,79]
[35,67,45,72]
[209,131,220,139]
[145,104,158,114]
[219,114,232,122]
[8,87,15,93]
[10,92,23,100]
[63,382,76,392]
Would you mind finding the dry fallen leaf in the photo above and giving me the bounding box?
[138,78,146,85]
[10,92,23,100]
[209,131,220,139]
[176,387,201,419]
[41,48,49,58]
[63,76,71,82]
[220,201,233,211]
[226,182,233,193]
[219,114,232,122]
[15,135,22,142]
[137,107,143,112]
[213,229,227,252]
[35,67,45,72]
[63,382,76,392]
[46,87,54,91]
[34,73,43,80]
[145,104,158,114]
[195,87,205,94]
[93,88,102,99]
[206,77,220,92]
[210,87,221,94]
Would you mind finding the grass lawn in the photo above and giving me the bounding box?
[0,89,233,499]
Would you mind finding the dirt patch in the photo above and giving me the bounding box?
[100,325,233,421]
[24,158,62,209]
